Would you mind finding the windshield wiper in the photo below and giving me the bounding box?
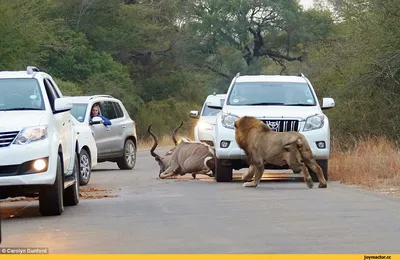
[0,107,43,111]
[246,102,285,106]
[284,103,315,106]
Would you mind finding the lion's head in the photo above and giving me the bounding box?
[234,116,270,150]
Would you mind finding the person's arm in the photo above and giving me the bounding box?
[100,115,112,126]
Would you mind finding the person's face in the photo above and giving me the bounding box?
[92,106,99,116]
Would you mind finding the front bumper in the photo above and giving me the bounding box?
[214,119,331,161]
[0,139,57,186]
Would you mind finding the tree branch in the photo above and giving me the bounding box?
[203,64,231,79]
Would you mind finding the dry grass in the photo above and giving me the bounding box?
[330,136,400,195]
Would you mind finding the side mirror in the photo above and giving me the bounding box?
[206,100,223,110]
[89,116,103,125]
[54,97,72,114]
[189,110,199,118]
[322,97,335,110]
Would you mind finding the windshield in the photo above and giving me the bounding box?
[70,103,88,122]
[227,81,316,106]
[0,78,45,111]
[202,99,225,116]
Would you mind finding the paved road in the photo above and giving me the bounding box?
[1,148,400,253]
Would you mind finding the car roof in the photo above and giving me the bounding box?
[0,66,50,79]
[0,71,44,79]
[235,75,308,83]
[68,95,118,104]
[205,93,226,101]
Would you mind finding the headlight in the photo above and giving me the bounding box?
[221,113,239,129]
[303,114,325,131]
[13,126,48,145]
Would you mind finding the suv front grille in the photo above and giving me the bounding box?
[260,119,299,132]
[0,131,19,148]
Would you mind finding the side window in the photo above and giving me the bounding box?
[44,78,60,98]
[43,79,57,111]
[113,102,124,118]
[46,78,62,98]
[100,101,118,120]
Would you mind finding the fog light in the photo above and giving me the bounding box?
[316,141,326,149]
[220,140,230,148]
[33,159,47,171]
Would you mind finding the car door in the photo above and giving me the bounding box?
[89,102,112,157]
[43,78,72,173]
[100,101,124,153]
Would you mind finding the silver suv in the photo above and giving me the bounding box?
[69,95,137,170]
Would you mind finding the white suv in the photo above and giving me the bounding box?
[189,93,226,146]
[0,66,80,216]
[210,73,335,182]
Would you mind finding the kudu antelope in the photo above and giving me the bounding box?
[148,122,216,179]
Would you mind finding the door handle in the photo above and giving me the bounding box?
[122,125,126,129]
[106,127,111,132]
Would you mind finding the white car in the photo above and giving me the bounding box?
[210,73,335,182]
[71,116,98,186]
[0,66,80,216]
[189,93,226,146]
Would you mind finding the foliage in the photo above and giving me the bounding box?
[0,0,399,142]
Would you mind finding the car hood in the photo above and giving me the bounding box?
[224,105,321,120]
[0,111,47,132]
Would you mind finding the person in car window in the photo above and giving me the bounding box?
[90,104,112,126]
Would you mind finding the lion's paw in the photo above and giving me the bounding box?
[318,183,327,188]
[305,178,314,188]
[243,182,257,188]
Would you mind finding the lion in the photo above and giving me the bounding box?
[234,116,327,189]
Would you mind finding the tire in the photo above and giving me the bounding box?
[79,149,91,186]
[309,159,328,182]
[64,153,80,207]
[117,139,136,170]
[39,154,64,216]
[215,159,233,182]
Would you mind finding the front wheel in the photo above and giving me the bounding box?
[214,159,233,182]
[64,153,80,206]
[79,149,91,186]
[39,154,64,216]
[117,139,136,170]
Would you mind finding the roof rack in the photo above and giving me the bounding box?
[235,72,241,77]
[298,73,305,77]
[27,66,40,75]
[89,95,114,100]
